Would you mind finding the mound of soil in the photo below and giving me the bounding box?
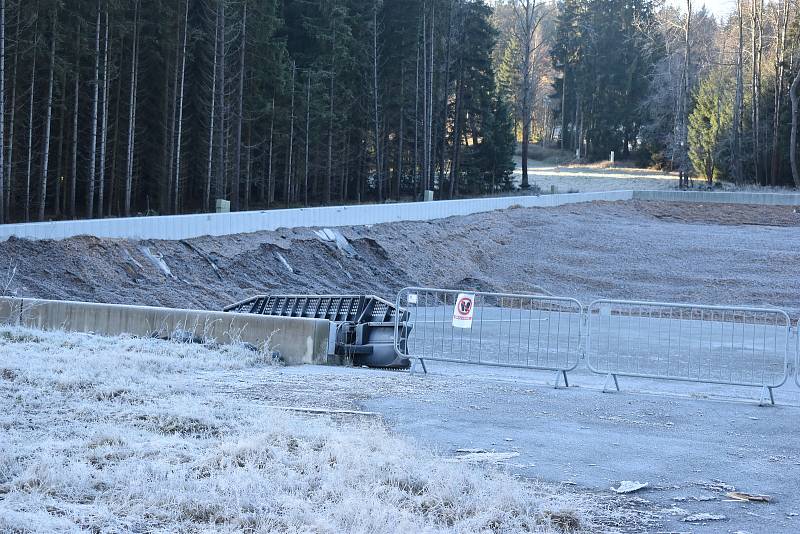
[2,200,798,315]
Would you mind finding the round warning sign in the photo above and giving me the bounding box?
[452,293,475,329]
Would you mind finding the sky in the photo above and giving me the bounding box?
[669,0,737,19]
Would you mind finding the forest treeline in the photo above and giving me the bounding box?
[0,0,798,224]
[0,0,515,223]
[499,0,800,189]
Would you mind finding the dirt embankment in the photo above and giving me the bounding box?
[2,200,799,314]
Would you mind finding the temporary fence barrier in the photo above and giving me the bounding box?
[394,287,584,387]
[586,299,791,405]
[796,327,800,389]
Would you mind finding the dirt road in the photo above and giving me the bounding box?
[512,157,679,192]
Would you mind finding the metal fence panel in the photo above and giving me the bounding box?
[796,327,800,388]
[586,299,791,393]
[394,288,583,379]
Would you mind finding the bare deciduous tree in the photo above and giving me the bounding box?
[510,0,546,190]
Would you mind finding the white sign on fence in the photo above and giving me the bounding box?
[452,293,475,329]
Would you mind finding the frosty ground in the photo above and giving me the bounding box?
[0,327,653,533]
[2,326,798,533]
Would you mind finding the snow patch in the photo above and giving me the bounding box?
[274,251,294,273]
[138,246,174,278]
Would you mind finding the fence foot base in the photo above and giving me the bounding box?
[410,358,427,375]
[603,373,620,393]
[758,386,774,406]
[554,370,569,389]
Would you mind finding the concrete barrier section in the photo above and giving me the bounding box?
[0,297,330,365]
[632,190,800,206]
[0,297,20,325]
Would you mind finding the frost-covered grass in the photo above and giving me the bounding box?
[0,326,620,533]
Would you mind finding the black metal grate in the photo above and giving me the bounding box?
[224,294,407,323]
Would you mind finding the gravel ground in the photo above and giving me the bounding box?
[2,200,799,316]
[364,362,800,534]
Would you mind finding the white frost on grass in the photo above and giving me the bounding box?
[0,326,603,533]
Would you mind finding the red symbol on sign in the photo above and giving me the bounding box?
[457,297,472,316]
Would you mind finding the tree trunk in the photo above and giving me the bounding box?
[425,5,434,192]
[214,0,226,201]
[0,0,5,224]
[125,0,139,216]
[108,45,123,216]
[205,0,219,212]
[414,33,420,197]
[397,71,404,201]
[770,0,790,183]
[342,134,349,201]
[231,1,246,211]
[70,21,80,218]
[24,20,38,222]
[513,0,540,190]
[372,3,382,202]
[750,0,763,185]
[267,96,274,206]
[733,0,745,186]
[436,0,454,190]
[448,57,464,199]
[87,2,101,218]
[173,0,189,214]
[166,37,179,213]
[680,0,692,188]
[244,124,251,209]
[560,67,566,150]
[54,68,66,218]
[422,8,428,194]
[304,72,311,206]
[39,12,57,222]
[97,9,109,218]
[5,7,19,219]
[325,17,335,205]
[790,70,799,187]
[520,35,531,189]
[286,61,295,207]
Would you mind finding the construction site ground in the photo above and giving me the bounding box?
[3,197,800,533]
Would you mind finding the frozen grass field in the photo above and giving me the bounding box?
[0,326,653,533]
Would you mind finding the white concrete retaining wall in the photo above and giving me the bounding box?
[0,297,331,365]
[3,189,798,243]
[632,190,800,206]
[0,191,634,242]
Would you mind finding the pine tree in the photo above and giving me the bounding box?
[688,71,733,183]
